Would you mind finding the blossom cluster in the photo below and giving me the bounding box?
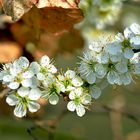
[78,0,123,29]
[0,56,92,117]
[0,56,57,117]
[79,23,140,87]
[0,23,140,118]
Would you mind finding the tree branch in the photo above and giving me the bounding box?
[102,105,140,125]
[27,109,68,140]
[0,88,10,100]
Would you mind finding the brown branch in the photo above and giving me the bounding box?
[27,126,39,140]
[102,105,140,125]
[0,88,10,100]
[27,109,68,140]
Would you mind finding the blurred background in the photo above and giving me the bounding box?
[0,0,140,140]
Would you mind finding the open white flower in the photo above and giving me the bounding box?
[6,88,42,118]
[36,55,57,81]
[79,0,122,29]
[57,70,83,92]
[0,57,38,89]
[42,76,61,105]
[79,52,98,84]
[115,23,140,59]
[67,87,91,117]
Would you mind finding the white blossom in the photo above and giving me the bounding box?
[58,70,84,92]
[6,88,41,118]
[130,23,140,35]
[42,76,61,105]
[36,55,57,81]
[89,86,102,99]
[67,87,91,117]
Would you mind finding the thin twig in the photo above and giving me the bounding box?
[27,109,68,140]
[0,88,10,100]
[103,105,140,125]
[27,126,39,140]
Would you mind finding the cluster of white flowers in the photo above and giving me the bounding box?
[0,23,140,118]
[57,70,92,116]
[0,55,57,117]
[78,0,123,29]
[79,23,140,88]
[0,57,93,117]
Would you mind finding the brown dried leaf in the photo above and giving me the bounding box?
[10,6,83,41]
[36,0,79,8]
[1,0,79,21]
[10,6,83,59]
[1,0,38,21]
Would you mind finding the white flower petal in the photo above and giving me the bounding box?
[75,88,83,97]
[28,88,42,100]
[107,70,119,84]
[130,52,140,63]
[57,75,65,81]
[40,55,50,67]
[29,62,40,74]
[130,23,140,35]
[21,79,32,88]
[65,70,76,79]
[30,76,39,88]
[28,101,40,113]
[6,94,19,106]
[0,71,6,80]
[120,73,132,85]
[130,36,140,49]
[89,86,102,99]
[71,77,83,87]
[10,66,21,76]
[97,51,109,64]
[3,75,14,82]
[110,53,122,62]
[14,103,27,118]
[69,91,76,100]
[89,42,102,52]
[49,65,57,73]
[95,63,107,78]
[66,86,75,91]
[37,73,45,80]
[76,104,85,117]
[124,48,134,59]
[115,62,128,73]
[81,94,91,105]
[8,82,19,89]
[49,94,59,105]
[115,33,124,42]
[18,57,29,69]
[67,101,76,112]
[86,71,96,84]
[124,27,134,39]
[59,83,66,92]
[17,87,29,97]
[22,71,34,79]
[106,42,122,55]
